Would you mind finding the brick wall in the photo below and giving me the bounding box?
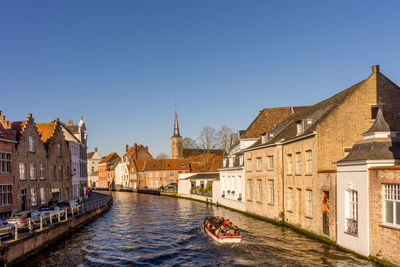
[0,141,17,215]
[369,168,400,266]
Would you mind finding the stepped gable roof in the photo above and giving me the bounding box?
[99,152,120,164]
[10,121,27,140]
[183,148,224,157]
[241,107,299,139]
[123,144,145,157]
[36,122,57,143]
[133,159,190,171]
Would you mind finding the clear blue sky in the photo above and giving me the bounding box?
[1,0,400,157]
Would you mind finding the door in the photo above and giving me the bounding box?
[21,189,26,211]
[322,191,330,236]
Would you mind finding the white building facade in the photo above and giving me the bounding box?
[217,133,257,211]
[87,147,102,189]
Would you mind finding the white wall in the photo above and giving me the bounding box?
[337,163,369,256]
[178,173,194,195]
[218,168,245,211]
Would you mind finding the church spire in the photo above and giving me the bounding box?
[173,108,181,137]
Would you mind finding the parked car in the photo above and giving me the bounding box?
[57,201,79,215]
[37,205,64,219]
[7,211,46,231]
[0,219,15,238]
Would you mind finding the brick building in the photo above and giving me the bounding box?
[133,158,190,189]
[0,112,17,217]
[336,105,400,264]
[125,143,153,190]
[98,152,120,189]
[243,65,400,241]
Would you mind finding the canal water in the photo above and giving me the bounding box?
[23,192,377,266]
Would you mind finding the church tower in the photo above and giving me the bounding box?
[170,109,183,159]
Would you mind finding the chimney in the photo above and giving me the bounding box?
[145,146,148,152]
[55,118,60,124]
[372,65,380,74]
[125,144,129,152]
[95,147,98,152]
[67,120,73,126]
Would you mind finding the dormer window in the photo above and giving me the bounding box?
[296,121,303,135]
[371,105,379,120]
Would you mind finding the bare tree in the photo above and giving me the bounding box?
[182,137,198,149]
[217,125,233,157]
[156,153,169,159]
[199,126,217,152]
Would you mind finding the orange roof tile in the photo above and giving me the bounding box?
[36,123,57,142]
[99,152,120,164]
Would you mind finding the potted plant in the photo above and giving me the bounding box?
[232,190,235,194]
[227,190,231,194]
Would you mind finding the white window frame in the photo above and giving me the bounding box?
[247,159,252,172]
[306,150,312,175]
[296,152,302,176]
[256,157,262,172]
[345,189,358,235]
[267,155,274,171]
[31,188,37,206]
[268,180,274,204]
[257,179,262,202]
[306,189,313,217]
[40,188,46,204]
[29,136,35,152]
[248,179,253,200]
[19,163,26,180]
[287,154,292,175]
[383,184,400,228]
[30,163,36,180]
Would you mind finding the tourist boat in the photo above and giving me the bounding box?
[204,224,242,243]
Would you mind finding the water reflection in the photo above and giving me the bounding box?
[22,192,376,266]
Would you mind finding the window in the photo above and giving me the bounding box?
[149,173,153,178]
[59,166,63,179]
[384,184,400,227]
[257,180,262,202]
[53,165,57,180]
[287,188,293,211]
[268,180,274,204]
[31,188,37,206]
[296,121,303,135]
[306,190,312,217]
[30,164,36,180]
[170,172,174,177]
[306,150,312,175]
[163,172,166,177]
[29,136,35,152]
[19,163,26,180]
[256,157,262,172]
[287,154,292,175]
[247,159,252,172]
[40,188,46,204]
[57,144,62,157]
[40,164,46,179]
[155,172,159,177]
[248,179,253,200]
[267,156,274,171]
[345,190,358,235]
[371,105,379,120]
[0,153,11,173]
[295,152,302,175]
[0,185,12,206]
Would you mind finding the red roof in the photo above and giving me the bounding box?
[99,152,120,164]
[36,123,56,142]
[133,159,190,172]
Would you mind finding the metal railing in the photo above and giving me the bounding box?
[0,194,112,246]
[346,218,358,235]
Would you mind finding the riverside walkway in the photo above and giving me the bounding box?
[0,192,112,264]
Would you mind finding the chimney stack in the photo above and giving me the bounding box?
[67,120,73,126]
[95,147,98,152]
[372,65,380,74]
[145,146,148,152]
[126,144,129,152]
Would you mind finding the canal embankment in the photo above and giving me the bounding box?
[0,192,112,265]
[156,191,394,267]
